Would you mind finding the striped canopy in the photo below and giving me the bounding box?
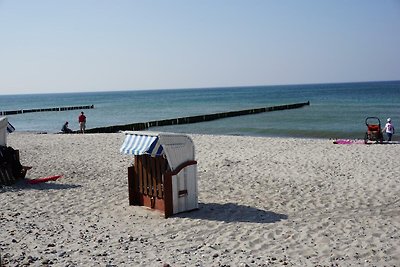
[7,122,15,133]
[120,134,164,156]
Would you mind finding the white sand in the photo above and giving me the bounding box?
[1,133,400,266]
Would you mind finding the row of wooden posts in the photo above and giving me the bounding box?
[0,105,94,116]
[1,101,310,134]
[86,101,310,133]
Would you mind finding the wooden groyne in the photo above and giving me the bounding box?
[86,101,310,134]
[0,105,94,115]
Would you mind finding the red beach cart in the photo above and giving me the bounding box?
[364,117,383,144]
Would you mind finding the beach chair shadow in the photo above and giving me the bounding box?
[0,179,81,192]
[175,202,288,223]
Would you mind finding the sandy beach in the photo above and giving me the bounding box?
[1,132,400,266]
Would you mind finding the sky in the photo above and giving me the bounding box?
[0,0,399,95]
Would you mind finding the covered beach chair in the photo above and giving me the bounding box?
[0,116,9,146]
[0,117,30,185]
[120,131,198,218]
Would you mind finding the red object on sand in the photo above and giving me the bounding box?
[26,175,63,184]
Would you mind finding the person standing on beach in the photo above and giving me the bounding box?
[383,118,395,141]
[78,111,86,133]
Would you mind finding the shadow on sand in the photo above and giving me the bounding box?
[175,202,288,224]
[0,179,81,192]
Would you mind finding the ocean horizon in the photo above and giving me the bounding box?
[1,80,399,140]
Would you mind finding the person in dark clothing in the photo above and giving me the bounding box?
[61,121,73,133]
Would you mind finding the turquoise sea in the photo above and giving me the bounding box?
[1,81,399,139]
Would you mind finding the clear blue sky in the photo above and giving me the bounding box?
[1,0,399,95]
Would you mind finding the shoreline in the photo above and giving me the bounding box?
[1,133,400,265]
[10,130,400,143]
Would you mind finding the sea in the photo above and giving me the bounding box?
[1,81,399,140]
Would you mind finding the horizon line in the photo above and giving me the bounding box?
[1,79,399,96]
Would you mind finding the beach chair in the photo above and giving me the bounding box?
[0,117,31,186]
[120,131,198,218]
[0,117,8,146]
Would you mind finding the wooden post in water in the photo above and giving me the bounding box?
[0,105,94,116]
[86,101,310,133]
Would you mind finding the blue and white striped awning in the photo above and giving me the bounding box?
[7,122,15,133]
[120,134,164,156]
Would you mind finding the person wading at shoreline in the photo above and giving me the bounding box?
[78,111,86,134]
